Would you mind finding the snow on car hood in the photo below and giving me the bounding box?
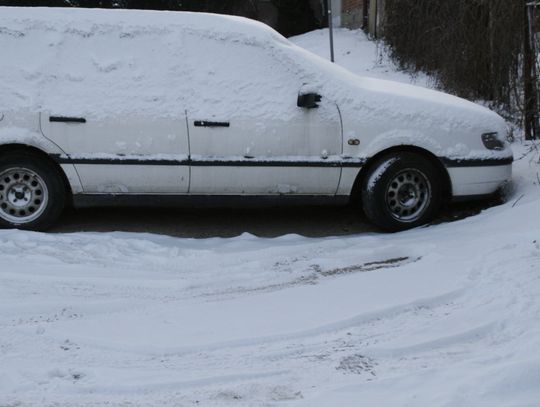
[285,43,507,139]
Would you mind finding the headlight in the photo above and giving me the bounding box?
[481,132,505,151]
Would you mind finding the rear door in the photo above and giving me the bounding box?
[184,34,342,195]
[40,113,189,194]
[35,19,191,194]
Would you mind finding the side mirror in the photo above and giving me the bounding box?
[297,92,322,109]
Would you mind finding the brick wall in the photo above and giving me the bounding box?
[342,0,363,13]
[342,0,364,28]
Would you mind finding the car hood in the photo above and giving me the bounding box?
[357,77,491,116]
[341,75,506,137]
[288,43,507,138]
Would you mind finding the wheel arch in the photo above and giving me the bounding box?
[0,143,73,205]
[351,145,452,203]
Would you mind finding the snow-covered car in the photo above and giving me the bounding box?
[0,7,512,231]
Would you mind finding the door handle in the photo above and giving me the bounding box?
[49,116,86,123]
[194,120,230,128]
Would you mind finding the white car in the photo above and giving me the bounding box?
[0,7,512,231]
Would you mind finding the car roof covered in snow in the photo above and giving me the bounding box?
[0,7,303,119]
[0,6,288,46]
[0,6,505,140]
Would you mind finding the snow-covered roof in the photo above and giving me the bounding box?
[0,6,288,46]
[0,7,505,141]
[0,7,297,119]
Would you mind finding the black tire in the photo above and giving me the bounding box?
[361,152,443,232]
[0,152,66,231]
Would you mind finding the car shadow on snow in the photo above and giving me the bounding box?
[48,194,506,238]
[50,205,376,238]
[434,192,506,226]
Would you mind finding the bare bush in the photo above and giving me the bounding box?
[382,0,523,122]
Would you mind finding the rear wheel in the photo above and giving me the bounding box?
[361,152,443,232]
[0,152,65,231]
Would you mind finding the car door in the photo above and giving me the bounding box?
[40,112,190,194]
[34,22,191,195]
[184,34,342,195]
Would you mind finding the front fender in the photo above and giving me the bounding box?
[359,129,444,159]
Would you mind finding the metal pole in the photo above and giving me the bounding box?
[328,0,335,62]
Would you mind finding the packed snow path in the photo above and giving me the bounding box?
[2,143,539,406]
[1,27,539,407]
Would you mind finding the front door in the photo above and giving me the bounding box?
[184,34,342,196]
[188,95,342,195]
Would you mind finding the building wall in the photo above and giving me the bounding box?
[341,0,364,28]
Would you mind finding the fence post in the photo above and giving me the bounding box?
[524,1,539,140]
[362,0,369,31]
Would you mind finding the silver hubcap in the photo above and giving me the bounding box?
[0,168,48,224]
[385,168,431,222]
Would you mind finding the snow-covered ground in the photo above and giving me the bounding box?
[1,27,540,407]
[291,28,437,89]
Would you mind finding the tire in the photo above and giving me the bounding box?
[361,152,443,232]
[0,152,66,231]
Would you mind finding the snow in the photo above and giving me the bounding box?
[0,18,539,407]
[2,145,540,406]
[366,156,398,191]
[290,28,433,87]
[290,29,511,162]
[0,7,293,120]
[0,6,506,148]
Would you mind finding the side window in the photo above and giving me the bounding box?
[182,34,301,120]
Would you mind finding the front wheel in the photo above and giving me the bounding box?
[361,152,443,232]
[0,152,66,231]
